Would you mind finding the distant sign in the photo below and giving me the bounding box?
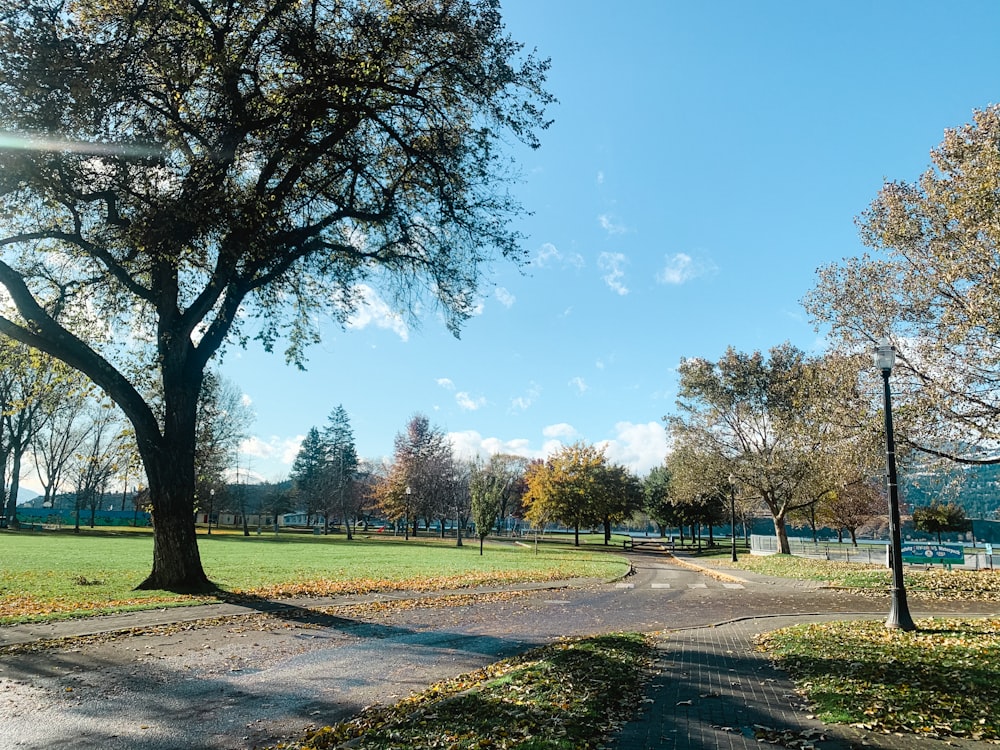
[901,543,965,565]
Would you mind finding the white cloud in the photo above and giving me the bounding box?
[657,253,717,285]
[569,376,588,395]
[437,378,455,390]
[240,435,303,466]
[345,284,409,340]
[455,391,487,411]
[596,421,669,476]
[543,423,577,439]
[531,242,585,269]
[241,393,253,408]
[596,171,605,185]
[447,422,667,477]
[447,431,539,462]
[494,286,516,308]
[598,214,627,235]
[510,382,541,411]
[598,252,629,295]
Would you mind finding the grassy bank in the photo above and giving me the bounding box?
[280,632,657,750]
[0,530,628,624]
[761,617,1000,740]
[704,551,1000,601]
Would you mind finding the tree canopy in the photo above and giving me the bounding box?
[805,105,1000,466]
[0,0,551,589]
[912,501,970,543]
[522,442,607,547]
[667,344,881,554]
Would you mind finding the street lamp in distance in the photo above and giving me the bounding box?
[404,485,412,541]
[874,336,916,632]
[727,473,738,563]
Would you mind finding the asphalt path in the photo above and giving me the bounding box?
[0,554,992,749]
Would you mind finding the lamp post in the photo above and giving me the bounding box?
[728,473,738,562]
[875,337,916,631]
[404,485,411,541]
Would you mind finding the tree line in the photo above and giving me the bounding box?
[4,0,1000,589]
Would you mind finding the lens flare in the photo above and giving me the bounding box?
[0,133,162,159]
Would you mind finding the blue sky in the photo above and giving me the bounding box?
[221,0,1000,482]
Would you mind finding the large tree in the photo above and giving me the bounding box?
[320,404,359,539]
[668,344,877,554]
[290,426,326,526]
[522,442,605,547]
[470,458,502,554]
[912,501,970,543]
[1,340,72,526]
[592,461,642,545]
[0,0,551,589]
[805,105,1000,466]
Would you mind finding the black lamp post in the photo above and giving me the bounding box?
[404,485,411,541]
[728,472,738,562]
[875,337,916,631]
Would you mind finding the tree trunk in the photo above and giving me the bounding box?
[138,494,210,591]
[574,522,580,547]
[134,391,212,591]
[774,512,791,554]
[479,535,484,555]
[603,517,612,545]
[5,448,23,529]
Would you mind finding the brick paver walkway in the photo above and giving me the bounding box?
[610,613,996,750]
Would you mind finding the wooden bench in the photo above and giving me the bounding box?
[623,537,673,553]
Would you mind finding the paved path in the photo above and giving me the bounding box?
[1,553,997,749]
[612,555,999,750]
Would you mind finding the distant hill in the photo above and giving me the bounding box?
[16,487,40,505]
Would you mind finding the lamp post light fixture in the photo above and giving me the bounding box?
[727,473,738,562]
[875,336,916,631]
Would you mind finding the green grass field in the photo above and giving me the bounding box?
[703,549,1000,600]
[0,529,629,625]
[761,618,1000,740]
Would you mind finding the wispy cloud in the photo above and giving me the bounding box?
[657,253,717,285]
[598,252,629,295]
[345,284,409,340]
[532,242,585,269]
[596,171,605,185]
[569,376,588,395]
[511,382,541,411]
[436,378,455,390]
[494,287,516,308]
[455,391,487,411]
[598,214,627,235]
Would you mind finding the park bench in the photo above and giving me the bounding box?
[623,537,673,553]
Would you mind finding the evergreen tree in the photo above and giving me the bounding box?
[290,427,326,526]
[321,405,359,538]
